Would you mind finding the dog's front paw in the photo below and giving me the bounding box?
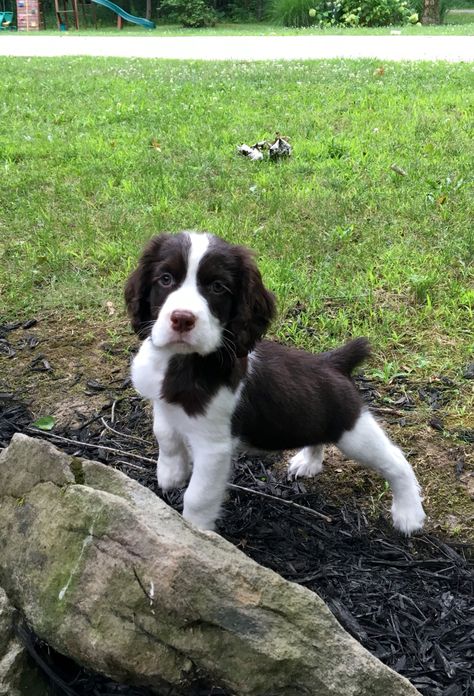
[391,498,426,535]
[288,447,324,479]
[157,456,191,491]
[182,508,216,531]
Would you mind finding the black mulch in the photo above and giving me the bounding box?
[0,389,473,696]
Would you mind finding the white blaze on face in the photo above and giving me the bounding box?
[151,232,223,355]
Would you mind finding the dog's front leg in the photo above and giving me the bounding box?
[183,438,232,530]
[153,404,191,491]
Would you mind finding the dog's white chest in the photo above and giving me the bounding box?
[131,338,168,401]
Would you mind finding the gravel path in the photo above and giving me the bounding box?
[1,35,473,61]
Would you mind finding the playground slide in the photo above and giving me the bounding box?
[91,0,155,28]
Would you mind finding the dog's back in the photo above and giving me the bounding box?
[232,338,370,451]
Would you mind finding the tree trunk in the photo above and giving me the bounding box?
[145,0,151,20]
[422,0,441,24]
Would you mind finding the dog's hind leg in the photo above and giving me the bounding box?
[288,445,325,479]
[336,410,426,534]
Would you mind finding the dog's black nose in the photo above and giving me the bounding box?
[170,310,196,333]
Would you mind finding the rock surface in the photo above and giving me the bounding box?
[0,588,48,696]
[0,434,421,695]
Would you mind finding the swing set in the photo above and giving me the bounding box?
[0,0,15,28]
[0,0,154,30]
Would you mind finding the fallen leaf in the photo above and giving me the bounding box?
[106,301,116,316]
[150,138,161,151]
[32,415,55,431]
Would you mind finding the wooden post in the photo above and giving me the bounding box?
[72,0,79,29]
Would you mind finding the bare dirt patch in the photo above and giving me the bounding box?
[1,313,473,541]
[1,312,133,427]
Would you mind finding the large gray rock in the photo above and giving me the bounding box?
[0,434,421,695]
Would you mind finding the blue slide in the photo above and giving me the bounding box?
[91,0,155,28]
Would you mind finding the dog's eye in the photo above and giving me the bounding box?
[158,273,174,288]
[209,280,227,295]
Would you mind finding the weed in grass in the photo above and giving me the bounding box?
[369,361,408,383]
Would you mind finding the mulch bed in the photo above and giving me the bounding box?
[1,384,473,696]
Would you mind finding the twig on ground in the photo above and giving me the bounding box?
[27,428,156,465]
[228,483,332,523]
[372,406,407,417]
[100,417,150,445]
[114,459,150,472]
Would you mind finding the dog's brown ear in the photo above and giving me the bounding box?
[124,266,150,336]
[124,235,169,337]
[228,248,276,357]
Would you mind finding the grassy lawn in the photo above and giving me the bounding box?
[1,57,472,537]
[445,9,474,24]
[1,58,472,372]
[30,19,474,35]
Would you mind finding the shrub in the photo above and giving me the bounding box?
[225,0,268,22]
[271,0,419,26]
[340,0,414,26]
[271,0,321,26]
[160,0,218,27]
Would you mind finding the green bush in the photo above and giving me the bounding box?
[224,1,268,22]
[271,0,318,26]
[339,0,415,26]
[271,0,419,26]
[160,0,218,27]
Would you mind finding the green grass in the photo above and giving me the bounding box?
[31,19,474,35]
[0,58,473,378]
[445,9,474,24]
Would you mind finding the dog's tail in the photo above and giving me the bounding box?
[324,337,371,376]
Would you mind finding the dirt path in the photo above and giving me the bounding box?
[1,35,473,61]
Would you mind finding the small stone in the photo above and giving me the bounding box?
[0,588,49,696]
[429,418,444,432]
[85,380,105,391]
[462,362,474,379]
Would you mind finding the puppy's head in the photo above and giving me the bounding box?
[125,231,275,358]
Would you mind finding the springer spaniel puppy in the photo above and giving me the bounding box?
[126,231,426,534]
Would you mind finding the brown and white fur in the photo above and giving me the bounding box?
[126,231,426,534]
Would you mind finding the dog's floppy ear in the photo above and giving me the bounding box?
[228,247,276,357]
[124,235,169,337]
